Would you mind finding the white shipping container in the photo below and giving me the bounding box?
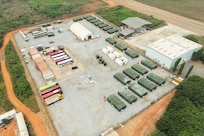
[113,51,120,58]
[106,46,114,53]
[115,58,123,66]
[108,53,115,60]
[102,47,109,54]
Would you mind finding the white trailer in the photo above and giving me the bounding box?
[53,55,69,61]
[51,52,66,59]
[58,58,73,67]
[45,94,63,105]
[19,31,29,41]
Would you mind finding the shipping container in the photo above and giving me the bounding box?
[41,85,61,95]
[42,88,62,99]
[51,52,66,59]
[55,57,70,64]
[57,58,73,67]
[49,50,64,57]
[53,54,68,61]
[39,82,58,92]
[45,94,63,105]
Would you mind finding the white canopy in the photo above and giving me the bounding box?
[70,22,92,41]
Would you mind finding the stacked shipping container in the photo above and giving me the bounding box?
[29,48,55,81]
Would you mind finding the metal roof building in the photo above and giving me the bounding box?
[16,112,29,136]
[145,35,202,69]
[70,22,93,41]
[121,17,152,30]
[0,109,16,124]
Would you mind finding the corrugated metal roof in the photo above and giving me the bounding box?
[121,17,151,29]
[119,28,135,36]
[147,35,203,59]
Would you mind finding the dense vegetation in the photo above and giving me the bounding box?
[5,41,39,112]
[96,6,166,29]
[185,35,204,63]
[136,0,204,22]
[154,76,204,136]
[0,63,13,112]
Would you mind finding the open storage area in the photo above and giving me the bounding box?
[13,14,176,136]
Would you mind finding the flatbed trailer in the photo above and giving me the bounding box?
[45,94,63,105]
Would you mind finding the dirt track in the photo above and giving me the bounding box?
[106,0,204,35]
[0,32,49,136]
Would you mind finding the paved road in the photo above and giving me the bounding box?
[106,0,204,35]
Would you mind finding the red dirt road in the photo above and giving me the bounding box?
[116,90,176,136]
[0,32,49,136]
[106,0,204,35]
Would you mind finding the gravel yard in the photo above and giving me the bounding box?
[13,15,178,136]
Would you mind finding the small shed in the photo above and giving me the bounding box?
[70,22,93,41]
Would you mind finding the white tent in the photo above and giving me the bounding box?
[70,22,93,41]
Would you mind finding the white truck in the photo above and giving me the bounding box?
[45,94,63,105]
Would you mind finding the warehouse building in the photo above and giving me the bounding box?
[15,112,29,136]
[145,35,203,69]
[119,17,151,39]
[70,22,93,41]
[0,109,16,124]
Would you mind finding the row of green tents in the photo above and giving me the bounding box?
[83,15,118,34]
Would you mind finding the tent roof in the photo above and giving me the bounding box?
[70,22,92,40]
[121,17,151,29]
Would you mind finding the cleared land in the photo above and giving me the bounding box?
[136,0,204,22]
[13,16,175,135]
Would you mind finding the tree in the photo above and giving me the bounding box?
[177,62,185,75]
[173,58,181,72]
[185,65,194,78]
[192,48,203,61]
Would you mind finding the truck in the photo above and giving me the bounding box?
[42,89,62,99]
[45,94,63,105]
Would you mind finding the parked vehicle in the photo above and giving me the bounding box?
[39,82,58,92]
[41,85,61,95]
[45,94,63,105]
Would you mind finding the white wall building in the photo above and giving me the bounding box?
[146,35,202,69]
[70,22,93,41]
[15,112,29,136]
[0,109,16,124]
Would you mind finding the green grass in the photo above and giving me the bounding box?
[136,0,204,22]
[0,63,14,112]
[184,35,204,46]
[5,41,39,113]
[96,6,166,29]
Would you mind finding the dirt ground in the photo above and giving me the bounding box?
[116,90,176,136]
[0,119,15,136]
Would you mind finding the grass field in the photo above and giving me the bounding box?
[96,6,166,29]
[136,0,204,22]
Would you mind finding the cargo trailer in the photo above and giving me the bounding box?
[58,58,73,67]
[49,50,64,57]
[53,54,68,61]
[42,89,62,99]
[41,85,61,95]
[39,82,58,92]
[55,57,70,64]
[45,94,63,105]
[51,52,66,59]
